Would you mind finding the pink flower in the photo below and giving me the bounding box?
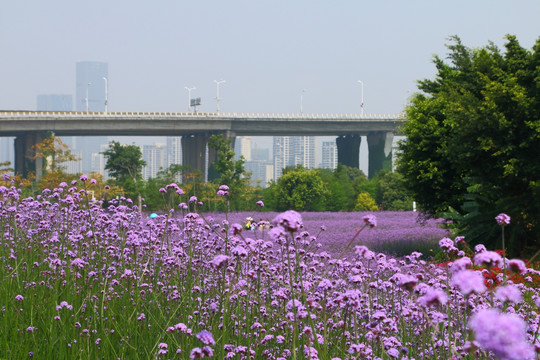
[362,214,377,228]
[417,288,448,307]
[469,308,534,360]
[451,270,486,296]
[195,330,215,345]
[495,213,511,226]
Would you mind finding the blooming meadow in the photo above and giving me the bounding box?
[0,176,539,359]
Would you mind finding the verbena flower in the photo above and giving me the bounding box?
[495,285,522,304]
[195,330,215,346]
[469,308,534,360]
[451,270,486,296]
[495,213,511,226]
[417,288,448,307]
[273,210,303,232]
[507,259,526,274]
[474,251,503,268]
[362,214,377,228]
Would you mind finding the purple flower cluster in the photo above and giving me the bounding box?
[0,178,537,359]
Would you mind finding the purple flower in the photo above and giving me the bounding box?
[449,256,472,274]
[79,174,88,182]
[417,288,448,307]
[474,251,503,268]
[159,188,167,194]
[495,213,511,226]
[90,178,97,185]
[195,330,215,345]
[362,214,377,228]
[469,308,534,360]
[439,237,454,250]
[217,190,227,196]
[451,270,486,296]
[495,285,522,304]
[219,184,229,191]
[508,259,526,274]
[209,254,229,268]
[273,210,303,232]
[189,196,197,203]
[15,295,24,301]
[256,200,264,207]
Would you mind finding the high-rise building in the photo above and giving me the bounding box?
[142,143,166,180]
[272,136,316,181]
[75,61,109,174]
[166,137,183,181]
[321,141,338,169]
[37,94,73,112]
[234,136,252,161]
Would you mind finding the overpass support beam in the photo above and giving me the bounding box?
[182,133,209,182]
[14,132,44,180]
[336,134,361,169]
[366,131,393,178]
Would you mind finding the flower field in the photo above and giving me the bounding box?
[0,178,539,359]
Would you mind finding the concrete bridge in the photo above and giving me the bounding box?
[0,111,405,179]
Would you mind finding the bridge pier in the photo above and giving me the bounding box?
[181,133,210,181]
[336,135,361,169]
[14,132,44,180]
[366,131,393,178]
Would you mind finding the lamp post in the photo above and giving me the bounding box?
[300,89,306,113]
[103,77,108,113]
[357,80,364,115]
[185,86,196,112]
[86,82,92,112]
[214,79,226,112]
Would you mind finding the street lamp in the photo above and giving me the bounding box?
[300,89,306,113]
[185,86,196,112]
[357,80,364,115]
[86,82,92,112]
[103,77,108,113]
[214,79,226,112]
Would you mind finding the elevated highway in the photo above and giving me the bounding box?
[0,111,406,179]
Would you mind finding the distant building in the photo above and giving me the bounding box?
[272,136,316,181]
[142,143,166,180]
[321,141,338,169]
[75,61,109,174]
[37,94,73,112]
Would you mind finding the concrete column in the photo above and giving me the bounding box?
[366,131,393,178]
[336,134,361,169]
[14,132,44,180]
[181,133,209,182]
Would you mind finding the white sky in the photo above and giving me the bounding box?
[1,0,538,114]
[0,1,539,173]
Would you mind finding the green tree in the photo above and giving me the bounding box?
[354,192,379,211]
[101,141,146,208]
[397,35,540,256]
[273,167,328,211]
[207,134,251,210]
[375,170,413,211]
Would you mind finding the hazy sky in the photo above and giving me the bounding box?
[1,0,539,115]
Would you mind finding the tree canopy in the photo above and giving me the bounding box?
[397,35,540,256]
[101,141,146,184]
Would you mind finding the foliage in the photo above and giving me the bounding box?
[32,135,80,172]
[272,167,328,211]
[354,192,379,211]
[102,141,146,207]
[397,35,540,256]
[101,141,145,184]
[207,134,251,210]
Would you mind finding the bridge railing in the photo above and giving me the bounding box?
[0,111,404,120]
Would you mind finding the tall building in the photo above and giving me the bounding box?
[166,137,182,181]
[142,143,166,180]
[321,141,338,169]
[272,136,316,181]
[234,136,252,161]
[75,61,109,174]
[37,94,73,112]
